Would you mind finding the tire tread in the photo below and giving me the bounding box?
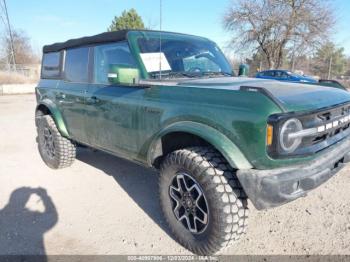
[37,115,76,169]
[159,146,248,255]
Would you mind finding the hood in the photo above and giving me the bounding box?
[299,75,317,83]
[178,77,350,112]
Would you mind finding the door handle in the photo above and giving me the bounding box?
[56,93,66,100]
[56,93,71,105]
[87,96,100,104]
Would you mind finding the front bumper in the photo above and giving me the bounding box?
[237,137,350,210]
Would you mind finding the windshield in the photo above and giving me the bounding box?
[128,31,233,79]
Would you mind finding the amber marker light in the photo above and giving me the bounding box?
[267,124,273,146]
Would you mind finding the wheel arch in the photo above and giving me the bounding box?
[147,121,252,170]
[35,99,69,137]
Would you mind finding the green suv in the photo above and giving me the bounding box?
[36,30,350,255]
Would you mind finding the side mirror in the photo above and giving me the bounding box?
[238,64,249,77]
[108,65,140,85]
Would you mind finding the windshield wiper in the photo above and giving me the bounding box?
[200,72,233,77]
[150,71,233,80]
[150,71,198,79]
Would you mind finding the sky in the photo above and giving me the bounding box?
[2,0,350,57]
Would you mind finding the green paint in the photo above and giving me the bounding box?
[147,121,253,169]
[36,30,350,171]
[36,97,69,137]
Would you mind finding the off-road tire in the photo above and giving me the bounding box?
[37,114,76,169]
[159,146,249,255]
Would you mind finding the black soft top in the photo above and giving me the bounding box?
[43,29,208,53]
[43,30,129,53]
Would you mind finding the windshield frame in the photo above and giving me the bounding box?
[127,30,233,80]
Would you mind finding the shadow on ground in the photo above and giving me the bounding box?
[77,148,174,238]
[0,187,58,261]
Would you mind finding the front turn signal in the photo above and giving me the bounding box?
[267,124,273,146]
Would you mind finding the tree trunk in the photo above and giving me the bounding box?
[276,45,285,69]
[264,53,274,69]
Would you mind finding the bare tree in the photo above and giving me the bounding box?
[223,0,335,69]
[1,29,39,67]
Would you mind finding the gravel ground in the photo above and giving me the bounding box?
[0,94,349,255]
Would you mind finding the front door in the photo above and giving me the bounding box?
[83,41,145,159]
[85,84,145,159]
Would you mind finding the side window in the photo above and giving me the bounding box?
[280,72,289,79]
[94,42,137,84]
[267,71,275,77]
[41,52,61,79]
[275,71,282,78]
[64,47,89,83]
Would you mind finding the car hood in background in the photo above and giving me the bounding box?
[299,76,317,83]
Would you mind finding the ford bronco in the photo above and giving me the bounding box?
[35,30,350,255]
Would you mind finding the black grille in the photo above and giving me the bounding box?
[300,104,350,149]
[294,104,350,155]
[268,102,350,158]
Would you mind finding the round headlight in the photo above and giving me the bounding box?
[279,118,303,153]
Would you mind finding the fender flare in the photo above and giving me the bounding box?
[147,121,252,170]
[35,99,69,137]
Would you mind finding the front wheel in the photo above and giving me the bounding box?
[159,147,249,255]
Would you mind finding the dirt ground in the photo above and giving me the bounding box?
[0,94,349,255]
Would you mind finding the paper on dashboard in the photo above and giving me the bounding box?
[140,52,171,72]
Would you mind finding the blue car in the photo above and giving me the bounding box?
[256,70,317,83]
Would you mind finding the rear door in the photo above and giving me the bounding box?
[56,47,91,143]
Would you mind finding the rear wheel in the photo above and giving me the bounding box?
[36,114,76,169]
[159,147,248,255]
